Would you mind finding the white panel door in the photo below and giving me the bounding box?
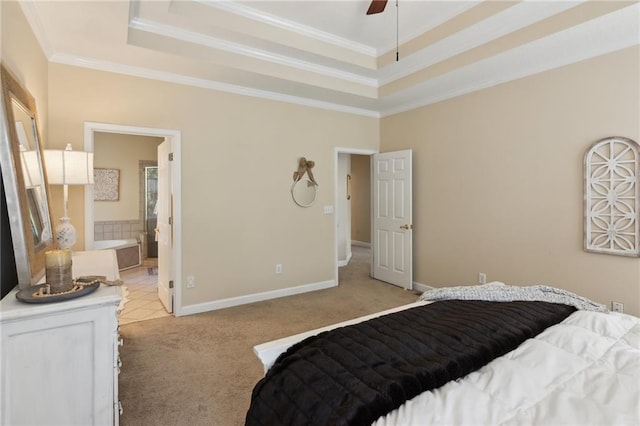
[157,139,173,313]
[372,150,412,289]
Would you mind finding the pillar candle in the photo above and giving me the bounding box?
[45,249,73,294]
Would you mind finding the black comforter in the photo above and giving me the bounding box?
[245,300,575,426]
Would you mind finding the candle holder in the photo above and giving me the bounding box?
[45,249,73,294]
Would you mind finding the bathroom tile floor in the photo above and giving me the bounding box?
[118,259,171,325]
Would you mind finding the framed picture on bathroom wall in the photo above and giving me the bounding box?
[94,168,120,201]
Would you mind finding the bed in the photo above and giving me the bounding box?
[247,284,640,425]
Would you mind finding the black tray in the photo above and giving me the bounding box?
[16,281,100,304]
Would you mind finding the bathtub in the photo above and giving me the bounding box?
[93,239,141,271]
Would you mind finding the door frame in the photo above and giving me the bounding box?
[83,122,183,316]
[333,147,377,284]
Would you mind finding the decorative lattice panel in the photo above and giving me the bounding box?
[584,136,639,257]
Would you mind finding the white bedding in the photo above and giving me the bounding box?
[374,310,640,425]
[254,304,640,425]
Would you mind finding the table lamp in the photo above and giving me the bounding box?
[43,143,94,249]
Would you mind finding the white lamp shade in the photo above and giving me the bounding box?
[44,148,94,185]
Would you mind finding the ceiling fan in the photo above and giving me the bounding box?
[366,0,400,61]
[366,0,388,15]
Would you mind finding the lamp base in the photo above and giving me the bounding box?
[55,217,77,249]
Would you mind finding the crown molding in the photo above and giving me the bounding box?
[377,0,586,85]
[377,0,481,56]
[379,3,640,117]
[197,0,378,57]
[129,17,378,88]
[49,53,380,118]
[18,1,639,120]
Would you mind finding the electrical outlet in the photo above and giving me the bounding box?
[478,273,487,285]
[611,301,624,313]
[187,276,196,288]
[275,264,282,274]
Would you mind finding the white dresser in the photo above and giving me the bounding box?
[0,285,122,425]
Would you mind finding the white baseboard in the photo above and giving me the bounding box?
[352,240,371,248]
[413,282,435,293]
[180,279,336,316]
[337,251,353,267]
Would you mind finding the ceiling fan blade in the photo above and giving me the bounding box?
[366,0,387,15]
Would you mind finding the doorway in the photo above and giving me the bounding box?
[337,152,372,269]
[334,148,376,284]
[84,122,183,316]
[334,148,413,289]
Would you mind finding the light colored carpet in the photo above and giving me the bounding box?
[118,246,420,425]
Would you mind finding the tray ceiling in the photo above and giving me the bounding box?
[20,0,640,117]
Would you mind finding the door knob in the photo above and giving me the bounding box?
[400,224,412,230]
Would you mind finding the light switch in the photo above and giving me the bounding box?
[323,205,334,214]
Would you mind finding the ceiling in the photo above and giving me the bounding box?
[20,0,640,117]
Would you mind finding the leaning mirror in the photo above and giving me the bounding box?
[0,64,55,288]
[291,178,317,207]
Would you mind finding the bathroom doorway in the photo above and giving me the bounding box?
[84,122,183,316]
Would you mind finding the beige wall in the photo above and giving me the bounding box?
[381,46,640,316]
[350,154,371,244]
[0,2,52,280]
[1,2,48,138]
[4,1,638,316]
[47,64,379,308]
[1,2,52,221]
[94,132,162,222]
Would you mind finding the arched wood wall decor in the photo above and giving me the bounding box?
[584,136,639,257]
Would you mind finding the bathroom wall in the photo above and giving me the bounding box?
[94,220,143,242]
[93,132,162,221]
[93,132,162,252]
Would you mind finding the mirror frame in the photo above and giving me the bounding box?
[291,178,317,207]
[0,64,55,288]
